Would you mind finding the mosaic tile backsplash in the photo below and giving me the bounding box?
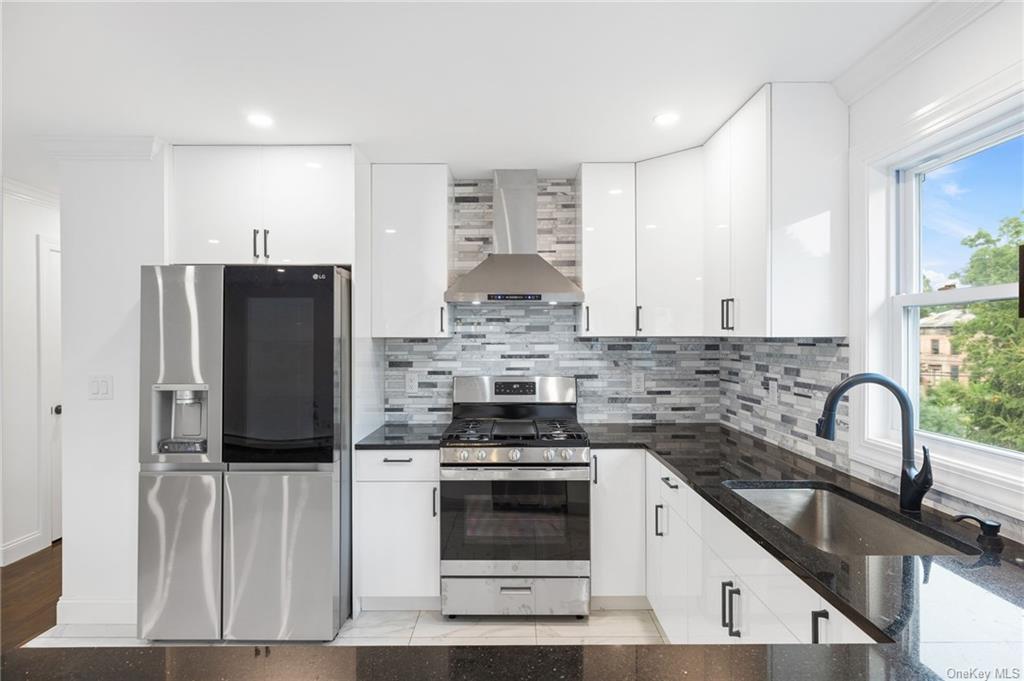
[384,304,720,423]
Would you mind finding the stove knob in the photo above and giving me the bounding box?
[508,449,522,462]
[476,450,487,461]
[458,449,470,462]
[560,448,573,460]
[543,449,555,462]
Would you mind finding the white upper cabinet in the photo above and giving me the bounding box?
[636,149,704,336]
[170,145,354,265]
[371,164,451,339]
[577,163,636,338]
[703,83,848,337]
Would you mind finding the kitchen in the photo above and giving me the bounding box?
[1,2,1022,680]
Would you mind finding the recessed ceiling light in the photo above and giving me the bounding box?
[247,112,274,128]
[305,162,322,169]
[644,224,658,230]
[653,111,680,127]
[207,239,220,244]
[607,188,623,195]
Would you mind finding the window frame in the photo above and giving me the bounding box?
[853,115,1021,522]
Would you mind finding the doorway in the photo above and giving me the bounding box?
[37,236,62,542]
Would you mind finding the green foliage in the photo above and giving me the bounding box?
[927,212,1024,452]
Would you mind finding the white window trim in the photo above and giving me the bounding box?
[849,87,1024,522]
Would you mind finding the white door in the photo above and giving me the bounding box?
[171,146,263,264]
[636,149,705,336]
[38,237,62,541]
[703,121,732,334]
[261,146,354,265]
[728,85,771,337]
[590,450,646,598]
[578,163,637,337]
[355,481,440,599]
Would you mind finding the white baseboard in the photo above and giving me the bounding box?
[358,596,441,611]
[591,596,651,610]
[57,598,137,625]
[1,530,50,567]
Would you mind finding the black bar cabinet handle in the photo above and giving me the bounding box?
[660,476,679,490]
[440,307,445,333]
[720,580,733,627]
[636,305,642,333]
[592,455,598,485]
[811,609,829,644]
[654,504,664,537]
[727,587,741,637]
[382,457,413,463]
[432,486,438,518]
[253,229,259,258]
[725,298,736,331]
[585,305,590,332]
[720,299,726,330]
[263,229,269,258]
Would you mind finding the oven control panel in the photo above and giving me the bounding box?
[494,381,536,396]
[441,446,590,466]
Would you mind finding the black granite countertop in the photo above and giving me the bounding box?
[355,423,446,449]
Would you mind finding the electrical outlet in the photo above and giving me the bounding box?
[767,378,779,402]
[405,372,418,395]
[631,372,645,394]
[88,374,114,400]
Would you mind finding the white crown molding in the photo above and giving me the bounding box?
[2,178,59,208]
[832,1,1001,105]
[38,135,164,162]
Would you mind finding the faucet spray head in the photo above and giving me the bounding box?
[815,413,837,440]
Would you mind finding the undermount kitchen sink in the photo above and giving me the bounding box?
[723,481,980,556]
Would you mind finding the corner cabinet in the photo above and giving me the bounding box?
[635,148,705,336]
[371,164,451,338]
[703,83,849,337]
[170,145,355,265]
[577,163,636,338]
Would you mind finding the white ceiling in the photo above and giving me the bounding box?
[3,1,926,192]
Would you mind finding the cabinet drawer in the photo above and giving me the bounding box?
[647,455,687,516]
[356,449,439,481]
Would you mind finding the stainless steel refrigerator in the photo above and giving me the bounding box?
[137,264,351,641]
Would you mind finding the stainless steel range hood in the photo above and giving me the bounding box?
[444,169,584,304]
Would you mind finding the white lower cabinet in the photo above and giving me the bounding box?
[590,450,646,599]
[643,452,870,644]
[355,450,439,606]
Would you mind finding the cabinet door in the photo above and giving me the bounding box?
[371,164,450,338]
[656,503,689,644]
[812,601,875,644]
[171,146,262,264]
[702,122,732,334]
[728,575,799,643]
[590,450,645,598]
[355,480,440,599]
[644,456,664,614]
[262,146,354,265]
[636,149,704,336]
[578,163,636,337]
[729,85,771,337]
[683,530,732,643]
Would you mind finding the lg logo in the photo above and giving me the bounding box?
[312,273,326,281]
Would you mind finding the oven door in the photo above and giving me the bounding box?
[439,467,590,577]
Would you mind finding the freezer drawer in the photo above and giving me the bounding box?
[441,577,590,616]
[138,472,222,640]
[223,471,338,641]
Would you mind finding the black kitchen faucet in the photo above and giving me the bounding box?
[815,372,933,515]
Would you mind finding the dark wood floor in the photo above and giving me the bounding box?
[1,541,62,654]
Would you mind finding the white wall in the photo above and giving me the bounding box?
[55,144,167,624]
[1,180,60,565]
[351,147,385,442]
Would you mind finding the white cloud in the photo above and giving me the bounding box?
[941,181,969,198]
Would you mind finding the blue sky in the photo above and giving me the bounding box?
[920,134,1024,288]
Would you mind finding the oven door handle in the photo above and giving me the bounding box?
[440,467,592,481]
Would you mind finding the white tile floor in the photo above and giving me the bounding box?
[25,610,665,648]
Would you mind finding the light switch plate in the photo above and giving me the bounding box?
[88,374,114,400]
[405,372,418,395]
[631,372,645,394]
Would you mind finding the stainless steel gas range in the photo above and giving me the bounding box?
[438,376,591,617]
